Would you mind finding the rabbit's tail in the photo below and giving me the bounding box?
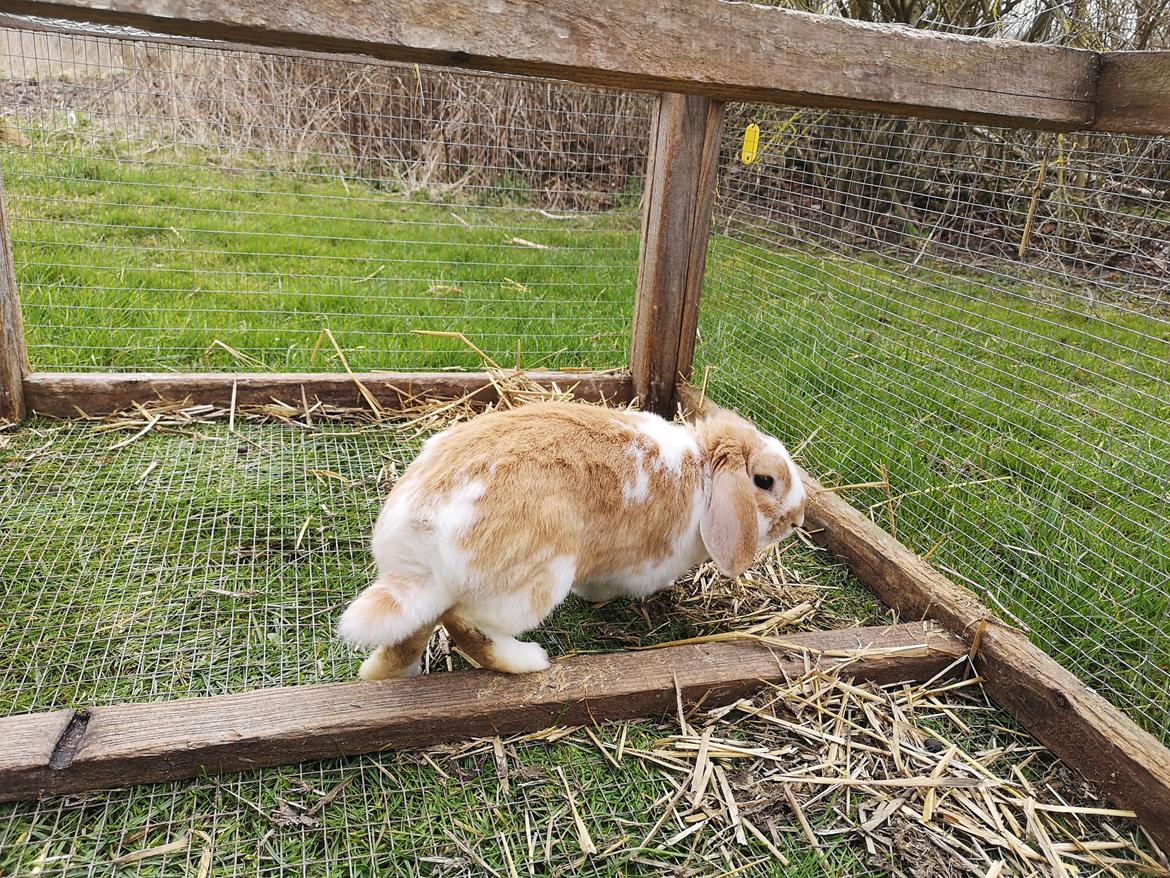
[337,573,445,648]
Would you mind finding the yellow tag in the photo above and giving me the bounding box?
[741,122,760,164]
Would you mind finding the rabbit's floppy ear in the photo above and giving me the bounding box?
[700,446,757,578]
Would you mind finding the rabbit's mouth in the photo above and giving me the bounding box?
[765,509,805,545]
[764,522,796,545]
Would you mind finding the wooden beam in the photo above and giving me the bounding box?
[0,170,28,423]
[22,370,632,418]
[802,474,1170,854]
[631,94,724,417]
[0,622,965,801]
[678,385,1170,852]
[1094,51,1170,134]
[0,0,1099,130]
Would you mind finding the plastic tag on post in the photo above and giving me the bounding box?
[741,123,760,164]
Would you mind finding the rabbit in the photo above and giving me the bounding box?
[337,400,807,680]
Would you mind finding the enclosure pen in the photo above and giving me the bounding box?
[0,1,1168,876]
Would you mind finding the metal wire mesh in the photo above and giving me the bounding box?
[696,106,1170,741]
[2,11,1170,875]
[0,17,649,373]
[0,418,885,877]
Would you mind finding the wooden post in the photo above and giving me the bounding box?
[0,170,28,423]
[631,93,724,417]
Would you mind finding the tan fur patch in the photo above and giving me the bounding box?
[362,587,401,620]
[394,402,703,594]
[360,623,435,679]
[441,612,497,669]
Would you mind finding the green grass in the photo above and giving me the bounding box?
[0,421,886,877]
[697,234,1170,738]
[4,137,640,372]
[0,422,880,716]
[1,133,1168,875]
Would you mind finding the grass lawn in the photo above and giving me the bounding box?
[4,138,641,373]
[1,136,1168,875]
[0,420,888,877]
[697,231,1170,740]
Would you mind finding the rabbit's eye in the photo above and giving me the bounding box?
[753,474,774,491]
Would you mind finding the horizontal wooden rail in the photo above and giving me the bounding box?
[22,370,632,418]
[803,476,1170,853]
[1094,51,1170,134]
[0,622,964,800]
[678,385,1170,853]
[0,0,1101,130]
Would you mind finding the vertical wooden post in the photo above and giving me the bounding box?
[630,93,724,417]
[0,170,28,423]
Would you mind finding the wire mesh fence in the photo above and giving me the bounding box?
[2,9,1170,876]
[0,416,890,877]
[696,105,1170,742]
[0,17,649,374]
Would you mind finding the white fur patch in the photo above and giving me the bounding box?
[438,480,486,538]
[631,412,698,474]
[489,638,550,673]
[623,441,651,504]
[781,455,805,513]
[337,577,445,648]
[548,554,578,591]
[757,510,770,544]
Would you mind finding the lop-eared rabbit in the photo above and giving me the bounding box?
[339,401,806,679]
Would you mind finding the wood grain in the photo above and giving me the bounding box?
[0,0,1098,130]
[0,622,965,801]
[631,94,724,417]
[22,370,632,418]
[0,171,28,423]
[1094,51,1170,134]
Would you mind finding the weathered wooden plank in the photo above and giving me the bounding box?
[678,384,1170,852]
[631,94,724,417]
[1094,51,1170,134]
[0,622,964,801]
[0,171,28,423]
[674,98,724,389]
[0,0,1099,129]
[800,472,1170,854]
[0,709,74,791]
[22,370,632,418]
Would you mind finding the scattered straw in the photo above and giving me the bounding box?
[478,665,1166,877]
[110,834,190,865]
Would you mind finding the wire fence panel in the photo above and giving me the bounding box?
[0,416,890,877]
[0,19,650,374]
[697,105,1170,742]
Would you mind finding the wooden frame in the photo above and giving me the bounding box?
[1,622,965,800]
[804,473,1170,851]
[0,0,1099,129]
[0,0,1168,854]
[0,170,26,423]
[22,371,632,418]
